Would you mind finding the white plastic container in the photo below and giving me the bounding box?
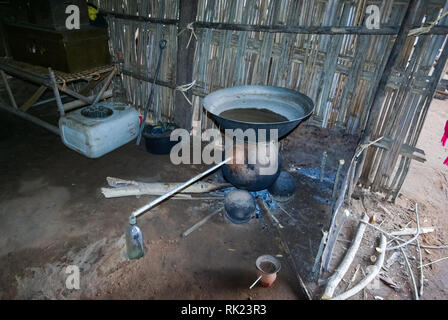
[59,101,140,158]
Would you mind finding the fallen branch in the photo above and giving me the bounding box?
[399,244,419,300]
[322,213,369,299]
[361,220,448,250]
[331,234,387,300]
[416,238,424,297]
[420,255,448,268]
[391,227,434,236]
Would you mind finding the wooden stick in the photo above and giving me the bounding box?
[319,151,327,182]
[182,207,222,237]
[420,256,448,268]
[416,238,424,297]
[391,227,434,236]
[399,244,419,300]
[322,213,369,299]
[312,231,329,276]
[331,234,387,300]
[332,159,345,200]
[322,209,351,272]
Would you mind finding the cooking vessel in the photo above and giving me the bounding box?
[202,85,314,139]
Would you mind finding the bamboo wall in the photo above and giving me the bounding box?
[91,0,448,199]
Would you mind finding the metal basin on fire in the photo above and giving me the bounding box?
[202,85,314,139]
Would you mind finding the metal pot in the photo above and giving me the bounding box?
[221,138,281,191]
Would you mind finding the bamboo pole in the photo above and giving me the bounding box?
[193,22,448,35]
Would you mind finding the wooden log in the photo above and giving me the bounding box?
[322,213,369,300]
[331,234,387,300]
[101,180,231,198]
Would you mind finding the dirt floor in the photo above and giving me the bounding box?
[0,76,447,300]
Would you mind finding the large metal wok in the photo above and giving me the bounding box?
[202,85,314,138]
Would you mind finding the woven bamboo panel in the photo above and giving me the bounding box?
[92,0,448,198]
[91,0,179,123]
[192,0,410,132]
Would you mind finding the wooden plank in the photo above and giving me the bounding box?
[173,0,198,131]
